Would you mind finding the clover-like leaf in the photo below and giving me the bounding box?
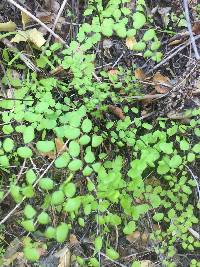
[3,138,14,152]
[69,141,80,157]
[63,197,81,212]
[24,204,36,219]
[84,151,95,163]
[143,29,156,41]
[26,169,37,185]
[81,119,92,133]
[51,190,65,205]
[79,135,91,145]
[21,219,35,232]
[38,211,49,224]
[64,125,80,140]
[92,135,103,147]
[23,247,40,262]
[68,159,83,171]
[133,12,146,29]
[17,147,33,158]
[45,226,56,239]
[23,126,35,144]
[56,223,69,243]
[55,152,70,168]
[63,182,76,198]
[36,141,55,153]
[106,247,119,260]
[39,178,54,190]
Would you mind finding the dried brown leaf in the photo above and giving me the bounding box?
[126,231,141,243]
[108,105,125,120]
[55,138,66,154]
[192,21,200,35]
[36,11,53,24]
[153,72,171,93]
[69,234,79,246]
[135,68,146,81]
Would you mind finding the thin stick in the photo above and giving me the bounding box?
[183,0,200,60]
[49,0,68,42]
[7,0,67,46]
[147,35,200,74]
[185,165,200,200]
[188,227,200,240]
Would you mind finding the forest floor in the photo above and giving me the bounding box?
[0,0,200,266]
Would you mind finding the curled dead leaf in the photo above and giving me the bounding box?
[108,105,125,120]
[153,72,171,93]
[135,68,146,81]
[192,21,200,35]
[0,21,16,32]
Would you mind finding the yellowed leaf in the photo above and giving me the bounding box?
[11,28,46,48]
[21,11,30,29]
[125,36,136,50]
[28,28,46,47]
[135,68,146,81]
[0,21,16,32]
[153,72,171,93]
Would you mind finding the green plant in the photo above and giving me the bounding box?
[0,0,199,265]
